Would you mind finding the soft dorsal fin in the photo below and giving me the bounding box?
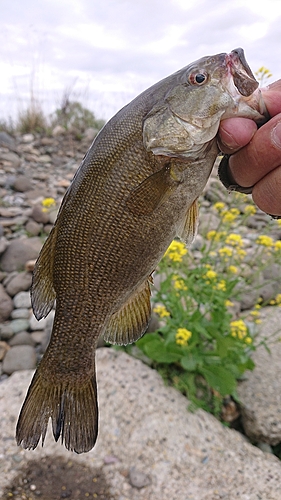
[104,276,153,345]
[177,198,199,246]
[125,164,179,216]
[31,226,57,320]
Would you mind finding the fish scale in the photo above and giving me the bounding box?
[16,48,268,453]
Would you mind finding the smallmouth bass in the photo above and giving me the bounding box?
[16,48,267,453]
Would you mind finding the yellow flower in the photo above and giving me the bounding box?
[244,336,253,344]
[175,328,192,346]
[164,240,187,262]
[206,231,226,242]
[219,247,233,258]
[244,205,256,215]
[214,202,226,212]
[173,278,188,291]
[274,241,281,251]
[217,280,226,291]
[225,234,243,247]
[42,197,56,208]
[256,235,274,247]
[228,265,238,274]
[277,220,281,227]
[236,248,247,259]
[204,269,217,280]
[250,310,260,317]
[225,299,234,307]
[276,294,281,305]
[153,305,170,318]
[230,319,248,339]
[222,208,240,223]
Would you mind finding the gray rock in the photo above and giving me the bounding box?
[0,324,14,340]
[1,350,281,500]
[22,133,34,143]
[0,284,13,322]
[0,237,8,255]
[13,175,33,192]
[0,237,42,272]
[13,291,31,309]
[2,345,36,374]
[10,308,30,320]
[129,468,151,489]
[198,211,220,235]
[52,125,65,136]
[0,151,21,168]
[30,204,49,224]
[25,219,42,236]
[9,331,36,347]
[0,341,9,360]
[38,154,52,163]
[5,271,32,296]
[0,131,15,148]
[9,319,29,334]
[238,307,281,445]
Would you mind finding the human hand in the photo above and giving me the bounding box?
[218,80,281,216]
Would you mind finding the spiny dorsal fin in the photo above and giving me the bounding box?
[104,276,153,345]
[177,198,199,246]
[125,164,178,216]
[31,226,57,320]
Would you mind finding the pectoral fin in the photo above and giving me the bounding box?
[104,277,153,345]
[125,164,178,216]
[31,226,57,320]
[177,198,199,246]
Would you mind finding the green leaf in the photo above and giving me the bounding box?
[143,339,181,364]
[181,355,198,371]
[199,366,236,396]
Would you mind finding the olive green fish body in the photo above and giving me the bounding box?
[16,48,267,453]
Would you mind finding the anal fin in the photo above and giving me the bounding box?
[177,198,199,246]
[104,277,153,345]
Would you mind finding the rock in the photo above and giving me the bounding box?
[198,212,220,235]
[0,237,9,255]
[13,175,33,192]
[0,284,13,322]
[9,331,36,347]
[38,154,52,163]
[129,468,151,489]
[52,125,65,136]
[238,307,281,445]
[0,324,14,340]
[13,291,31,309]
[2,345,37,374]
[25,219,42,236]
[5,271,32,296]
[0,341,10,360]
[9,319,30,334]
[0,237,42,272]
[0,131,15,148]
[0,151,21,168]
[25,259,36,272]
[30,204,50,224]
[1,349,281,500]
[22,133,34,143]
[10,308,30,320]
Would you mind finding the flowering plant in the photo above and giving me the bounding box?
[134,195,281,417]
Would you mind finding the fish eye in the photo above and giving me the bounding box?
[188,72,208,86]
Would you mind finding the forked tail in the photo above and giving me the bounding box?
[16,368,98,454]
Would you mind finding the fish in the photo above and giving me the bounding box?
[16,48,267,454]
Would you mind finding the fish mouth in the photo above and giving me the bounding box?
[225,48,259,97]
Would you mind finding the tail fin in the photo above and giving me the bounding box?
[16,369,98,454]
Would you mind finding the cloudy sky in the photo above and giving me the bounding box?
[1,0,281,122]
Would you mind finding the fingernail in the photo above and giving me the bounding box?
[220,130,240,150]
[272,121,281,149]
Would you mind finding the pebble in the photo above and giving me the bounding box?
[29,314,47,331]
[9,319,30,334]
[2,344,37,374]
[129,468,152,489]
[5,271,32,296]
[0,284,13,322]
[9,331,36,347]
[13,291,31,309]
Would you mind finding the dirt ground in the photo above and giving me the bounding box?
[2,456,116,500]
